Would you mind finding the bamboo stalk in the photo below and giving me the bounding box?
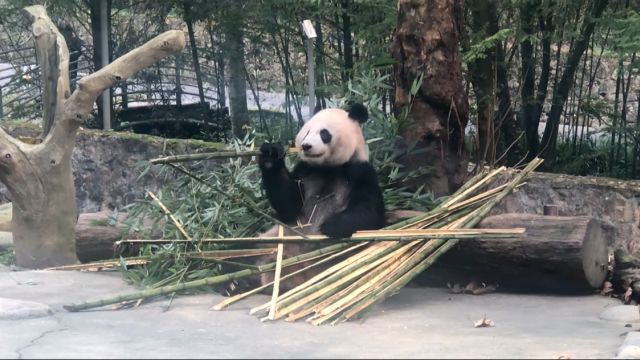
[249,242,388,316]
[268,226,285,320]
[115,228,525,245]
[63,242,352,312]
[439,166,506,209]
[185,248,277,260]
[272,243,410,321]
[149,148,299,165]
[211,243,368,311]
[147,191,191,240]
[45,258,150,271]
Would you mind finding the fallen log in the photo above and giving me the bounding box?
[74,211,162,263]
[419,213,610,292]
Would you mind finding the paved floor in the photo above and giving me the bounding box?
[0,269,633,359]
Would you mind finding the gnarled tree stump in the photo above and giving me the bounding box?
[7,6,185,268]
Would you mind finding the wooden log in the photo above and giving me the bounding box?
[418,213,609,292]
[74,211,162,263]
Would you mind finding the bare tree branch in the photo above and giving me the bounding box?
[22,5,70,137]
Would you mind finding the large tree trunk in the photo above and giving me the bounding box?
[540,0,608,159]
[468,0,498,164]
[225,1,249,138]
[8,6,185,268]
[392,0,469,196]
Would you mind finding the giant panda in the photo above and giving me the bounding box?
[255,103,386,291]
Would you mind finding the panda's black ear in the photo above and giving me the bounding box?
[348,103,368,124]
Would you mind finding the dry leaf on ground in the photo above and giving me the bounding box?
[474,314,495,328]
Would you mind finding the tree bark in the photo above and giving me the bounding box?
[392,0,469,196]
[468,0,498,164]
[224,1,249,138]
[540,0,608,159]
[9,6,185,268]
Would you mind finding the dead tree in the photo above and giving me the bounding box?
[6,6,185,268]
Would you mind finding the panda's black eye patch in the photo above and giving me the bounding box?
[320,129,332,144]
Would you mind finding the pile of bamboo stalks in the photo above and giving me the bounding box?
[63,156,542,323]
[210,158,543,325]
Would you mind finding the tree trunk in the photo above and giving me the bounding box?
[341,0,353,83]
[224,1,249,138]
[519,0,539,158]
[392,0,469,196]
[534,9,554,145]
[9,6,185,268]
[468,0,498,164]
[495,41,519,163]
[540,0,608,159]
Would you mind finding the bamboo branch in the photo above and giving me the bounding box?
[147,191,191,240]
[63,242,352,312]
[150,148,299,165]
[165,163,309,239]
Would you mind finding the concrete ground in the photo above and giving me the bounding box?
[0,269,635,359]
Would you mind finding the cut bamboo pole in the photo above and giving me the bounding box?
[115,228,525,245]
[267,226,285,320]
[249,242,388,316]
[149,148,299,165]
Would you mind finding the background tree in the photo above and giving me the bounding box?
[392,0,469,196]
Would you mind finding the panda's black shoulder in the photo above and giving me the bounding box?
[342,161,379,183]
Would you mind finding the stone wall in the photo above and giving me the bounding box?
[0,124,224,212]
[491,171,640,253]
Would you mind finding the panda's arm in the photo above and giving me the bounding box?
[320,162,386,238]
[260,159,304,223]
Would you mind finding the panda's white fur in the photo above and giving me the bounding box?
[295,108,368,166]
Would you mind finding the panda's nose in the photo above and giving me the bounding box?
[301,143,312,151]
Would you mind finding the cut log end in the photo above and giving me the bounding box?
[581,219,609,289]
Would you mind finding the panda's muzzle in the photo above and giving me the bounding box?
[301,145,323,158]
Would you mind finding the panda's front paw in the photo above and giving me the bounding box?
[259,142,285,170]
[320,217,354,239]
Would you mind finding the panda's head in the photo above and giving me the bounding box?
[295,103,369,166]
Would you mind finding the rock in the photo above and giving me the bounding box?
[617,332,640,359]
[600,305,640,323]
[0,297,52,320]
[0,231,12,249]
